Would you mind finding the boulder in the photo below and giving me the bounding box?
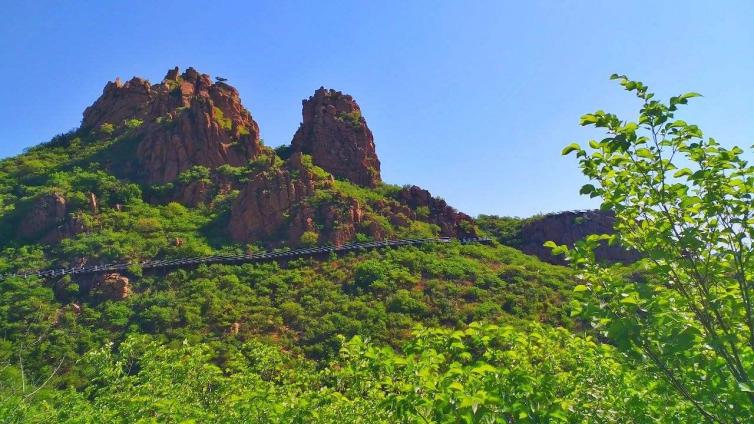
[17,193,68,239]
[86,273,132,301]
[16,193,85,243]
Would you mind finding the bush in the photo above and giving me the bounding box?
[299,231,319,247]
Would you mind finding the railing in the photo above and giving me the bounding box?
[0,237,492,281]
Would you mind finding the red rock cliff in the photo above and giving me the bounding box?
[82,67,262,183]
[228,153,331,242]
[291,88,381,187]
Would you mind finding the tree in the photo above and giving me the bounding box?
[559,75,754,422]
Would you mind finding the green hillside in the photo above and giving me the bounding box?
[0,70,713,422]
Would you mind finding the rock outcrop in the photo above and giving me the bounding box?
[82,67,262,183]
[228,152,394,246]
[291,88,381,187]
[229,153,331,242]
[77,70,478,247]
[17,193,86,243]
[398,185,477,238]
[517,210,639,265]
[85,273,132,301]
[17,193,67,239]
[174,179,212,207]
[288,197,385,246]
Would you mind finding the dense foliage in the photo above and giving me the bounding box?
[1,322,693,423]
[560,75,754,422]
[0,81,719,421]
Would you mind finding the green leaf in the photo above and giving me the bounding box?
[680,92,702,101]
[635,148,653,158]
[580,115,599,126]
[620,295,639,305]
[739,382,754,393]
[579,184,596,195]
[448,381,465,391]
[673,168,693,178]
[573,285,589,293]
[562,143,581,155]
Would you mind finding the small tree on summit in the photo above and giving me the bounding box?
[558,75,754,423]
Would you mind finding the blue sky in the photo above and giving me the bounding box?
[1,1,752,216]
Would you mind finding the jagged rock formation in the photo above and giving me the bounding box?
[291,88,381,187]
[398,186,476,238]
[82,67,262,183]
[517,210,639,265]
[26,69,477,247]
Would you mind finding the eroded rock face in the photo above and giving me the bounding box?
[18,193,67,239]
[17,193,86,243]
[291,88,381,187]
[517,210,639,265]
[288,197,385,246]
[229,153,331,241]
[174,180,212,207]
[398,185,477,238]
[82,67,262,183]
[82,77,152,130]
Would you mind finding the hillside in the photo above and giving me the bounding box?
[0,68,691,422]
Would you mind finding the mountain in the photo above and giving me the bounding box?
[11,67,475,249]
[0,64,574,349]
[0,67,667,422]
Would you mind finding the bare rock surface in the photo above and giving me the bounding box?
[86,273,132,301]
[229,153,330,242]
[17,193,85,243]
[291,88,381,187]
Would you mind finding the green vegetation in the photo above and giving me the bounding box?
[559,75,754,422]
[1,322,693,423]
[177,165,211,184]
[0,75,734,422]
[299,230,319,246]
[212,106,233,130]
[337,110,362,128]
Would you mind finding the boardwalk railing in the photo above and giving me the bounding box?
[0,237,491,281]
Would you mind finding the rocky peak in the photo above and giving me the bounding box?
[82,77,152,130]
[82,67,262,183]
[291,87,381,187]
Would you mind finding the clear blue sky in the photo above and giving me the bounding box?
[1,1,752,217]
